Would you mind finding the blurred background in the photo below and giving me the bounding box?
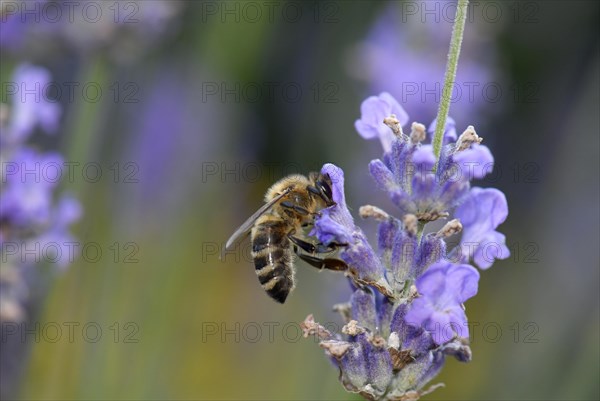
[1,0,598,400]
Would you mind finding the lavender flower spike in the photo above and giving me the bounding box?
[364,93,501,228]
[303,91,507,400]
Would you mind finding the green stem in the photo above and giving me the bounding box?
[416,221,425,245]
[432,0,469,167]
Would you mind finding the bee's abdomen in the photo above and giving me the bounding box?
[251,221,294,303]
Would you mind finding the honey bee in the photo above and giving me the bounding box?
[225,172,348,303]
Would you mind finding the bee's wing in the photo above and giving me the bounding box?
[224,187,291,251]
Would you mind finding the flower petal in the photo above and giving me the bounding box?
[452,144,494,180]
[445,263,480,303]
[379,92,409,126]
[456,187,509,269]
[405,262,479,345]
[355,93,406,153]
[412,144,437,173]
[369,159,398,194]
[312,164,391,293]
[428,116,457,143]
[351,289,378,332]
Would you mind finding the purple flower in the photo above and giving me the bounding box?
[355,92,409,153]
[306,284,458,399]
[310,163,354,246]
[450,143,494,181]
[455,187,510,269]
[0,10,27,50]
[350,288,378,332]
[6,64,61,143]
[304,94,507,400]
[0,65,81,323]
[405,262,479,345]
[36,196,83,270]
[335,332,393,399]
[366,101,498,224]
[428,116,457,143]
[311,163,393,296]
[377,215,445,286]
[368,129,467,222]
[390,351,445,397]
[0,148,62,227]
[0,1,49,50]
[390,303,435,358]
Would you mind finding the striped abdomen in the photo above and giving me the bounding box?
[250,218,294,303]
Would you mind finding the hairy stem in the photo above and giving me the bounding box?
[432,0,469,168]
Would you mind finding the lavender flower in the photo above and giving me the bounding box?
[303,92,508,400]
[404,262,479,345]
[0,64,81,322]
[311,164,393,298]
[365,98,496,224]
[355,92,409,153]
[454,187,510,269]
[0,149,63,228]
[0,64,60,149]
[428,117,457,143]
[0,0,48,50]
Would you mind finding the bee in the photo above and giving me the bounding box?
[225,172,348,303]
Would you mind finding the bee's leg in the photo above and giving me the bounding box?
[296,253,348,272]
[288,234,320,253]
[280,201,311,216]
[288,234,345,254]
[320,241,347,250]
[307,185,327,205]
[280,201,322,218]
[307,185,321,196]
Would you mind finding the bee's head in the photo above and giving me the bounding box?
[309,172,335,207]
